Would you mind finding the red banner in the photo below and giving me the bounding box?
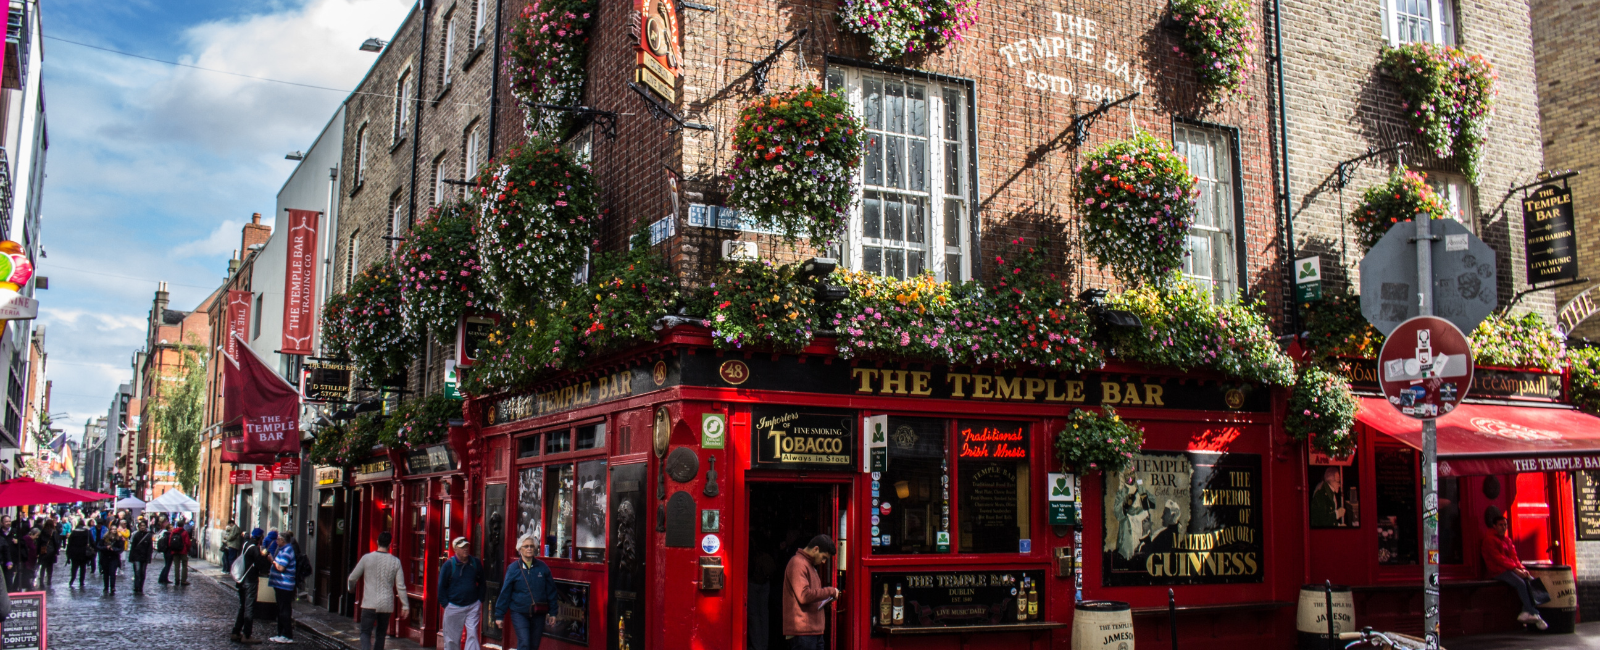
[229,470,253,485]
[220,433,274,465]
[254,466,274,482]
[226,290,252,361]
[280,209,320,355]
[274,457,301,478]
[222,333,302,461]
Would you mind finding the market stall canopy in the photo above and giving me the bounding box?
[1357,397,1600,476]
[114,496,146,510]
[0,477,114,507]
[146,489,200,513]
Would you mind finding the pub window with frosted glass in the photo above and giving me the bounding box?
[827,66,971,282]
[545,464,575,559]
[956,420,1031,554]
[872,417,950,555]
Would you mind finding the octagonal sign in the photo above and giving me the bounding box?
[1360,218,1496,336]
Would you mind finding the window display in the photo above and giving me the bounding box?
[873,417,948,554]
[517,466,544,549]
[1375,447,1418,565]
[575,459,608,562]
[1102,451,1263,586]
[547,464,575,559]
[957,420,1030,554]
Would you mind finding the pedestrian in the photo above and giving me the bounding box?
[232,528,270,645]
[267,531,298,644]
[170,521,192,586]
[89,517,108,577]
[36,519,58,588]
[438,537,485,650]
[186,518,198,560]
[65,519,90,589]
[156,518,174,584]
[348,532,409,650]
[493,534,557,650]
[222,519,243,572]
[1484,514,1549,630]
[97,521,126,595]
[128,519,154,595]
[0,514,16,591]
[781,535,840,650]
[16,527,36,592]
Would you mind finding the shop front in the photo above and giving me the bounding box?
[313,465,358,616]
[467,329,1301,650]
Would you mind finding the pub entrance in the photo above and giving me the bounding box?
[747,482,852,650]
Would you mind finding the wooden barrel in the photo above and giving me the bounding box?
[1527,565,1576,634]
[1072,600,1134,650]
[1296,584,1354,650]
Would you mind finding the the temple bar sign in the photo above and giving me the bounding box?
[1523,184,1578,283]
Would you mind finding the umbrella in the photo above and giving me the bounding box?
[114,496,146,510]
[147,489,200,513]
[0,477,114,508]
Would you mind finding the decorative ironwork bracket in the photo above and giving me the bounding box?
[525,103,620,140]
[732,28,808,94]
[679,0,716,11]
[1332,141,1411,190]
[1037,92,1141,155]
[629,82,712,134]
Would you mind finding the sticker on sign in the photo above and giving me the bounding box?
[1376,316,1474,420]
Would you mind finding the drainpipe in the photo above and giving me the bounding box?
[409,0,431,228]
[1272,0,1295,330]
[486,0,505,159]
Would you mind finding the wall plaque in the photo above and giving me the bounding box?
[666,491,696,548]
[666,447,699,483]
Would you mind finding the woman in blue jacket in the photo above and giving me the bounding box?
[494,534,558,650]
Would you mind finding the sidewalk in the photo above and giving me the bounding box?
[1447,621,1600,650]
[197,559,424,650]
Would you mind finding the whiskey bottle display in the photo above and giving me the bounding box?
[892,585,905,625]
[1016,577,1028,620]
[1026,580,1039,620]
[879,584,891,626]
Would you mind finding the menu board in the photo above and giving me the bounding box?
[957,421,1029,554]
[1576,470,1600,541]
[1374,448,1418,565]
[1102,452,1263,586]
[868,570,1046,633]
[3,591,44,650]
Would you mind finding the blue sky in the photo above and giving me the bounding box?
[37,0,412,434]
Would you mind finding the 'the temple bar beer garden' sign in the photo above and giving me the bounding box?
[1523,184,1578,283]
[1102,451,1263,586]
[1575,470,1600,541]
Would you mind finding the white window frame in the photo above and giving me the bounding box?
[1173,123,1241,302]
[473,0,489,46]
[389,195,405,254]
[463,123,481,200]
[1424,170,1473,222]
[442,13,457,87]
[828,66,971,282]
[345,232,360,290]
[1382,0,1456,46]
[394,68,412,142]
[355,124,369,186]
[433,153,448,206]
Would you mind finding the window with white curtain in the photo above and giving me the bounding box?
[826,67,971,281]
[1425,171,1472,221]
[1172,124,1240,302]
[1383,0,1456,46]
[474,0,490,46]
[433,154,448,206]
[394,68,412,142]
[355,124,369,186]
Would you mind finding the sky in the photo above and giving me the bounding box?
[37,0,413,436]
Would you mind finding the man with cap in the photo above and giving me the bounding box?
[438,536,486,650]
[231,528,271,644]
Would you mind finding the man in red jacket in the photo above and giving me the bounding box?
[781,535,840,650]
[1482,514,1547,630]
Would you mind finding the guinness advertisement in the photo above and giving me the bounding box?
[869,569,1046,632]
[1103,451,1263,586]
[751,407,855,470]
[1523,184,1578,283]
[1337,357,1563,402]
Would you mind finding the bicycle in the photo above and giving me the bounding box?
[1338,627,1440,650]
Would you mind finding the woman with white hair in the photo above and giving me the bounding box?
[493,534,558,650]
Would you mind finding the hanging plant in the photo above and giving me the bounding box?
[838,0,979,61]
[397,202,492,338]
[967,239,1101,369]
[1301,286,1384,360]
[320,289,356,360]
[1054,407,1144,474]
[475,141,600,320]
[691,260,817,352]
[1570,346,1600,415]
[1105,277,1296,386]
[1349,170,1451,251]
[1469,312,1565,372]
[458,310,574,396]
[1075,130,1199,286]
[1286,365,1360,457]
[379,393,462,450]
[1169,0,1257,101]
[505,0,596,136]
[728,86,866,244]
[828,270,964,361]
[1378,44,1496,183]
[342,261,420,386]
[308,415,384,468]
[571,233,679,356]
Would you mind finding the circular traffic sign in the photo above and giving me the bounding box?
[1376,316,1474,420]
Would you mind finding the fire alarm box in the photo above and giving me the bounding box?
[699,557,725,590]
[1055,547,1073,578]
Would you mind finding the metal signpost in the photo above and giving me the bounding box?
[1362,216,1489,650]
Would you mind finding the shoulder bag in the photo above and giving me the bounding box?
[518,563,550,616]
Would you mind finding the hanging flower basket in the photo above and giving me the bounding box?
[457,311,574,396]
[1169,0,1257,101]
[570,233,680,355]
[838,0,979,61]
[1054,407,1144,474]
[308,415,384,468]
[1075,131,1199,286]
[691,260,817,352]
[379,393,462,451]
[1105,277,1297,386]
[728,86,866,244]
[506,0,596,137]
[1469,312,1565,372]
[475,141,600,320]
[398,202,492,338]
[1378,44,1496,183]
[1571,347,1600,415]
[320,290,357,361]
[1285,365,1359,457]
[339,261,420,386]
[1301,286,1384,360]
[1349,171,1451,251]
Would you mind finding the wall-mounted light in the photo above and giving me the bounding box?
[359,38,388,52]
[285,151,305,161]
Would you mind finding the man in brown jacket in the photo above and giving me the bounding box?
[781,535,840,650]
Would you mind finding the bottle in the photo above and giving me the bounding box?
[1027,580,1039,620]
[879,584,891,626]
[618,615,629,650]
[892,585,905,625]
[1017,577,1028,620]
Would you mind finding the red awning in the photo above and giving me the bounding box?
[1356,397,1600,476]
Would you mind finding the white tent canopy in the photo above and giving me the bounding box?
[146,490,200,513]
[113,496,145,510]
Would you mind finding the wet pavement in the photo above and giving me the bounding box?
[43,558,338,650]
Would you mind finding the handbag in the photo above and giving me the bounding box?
[1529,577,1552,606]
[518,563,550,616]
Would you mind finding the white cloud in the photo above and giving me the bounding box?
[172,219,248,259]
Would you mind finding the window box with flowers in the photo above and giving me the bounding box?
[1468,312,1565,373]
[506,0,595,137]
[690,260,818,352]
[728,86,867,245]
[1167,0,1257,101]
[837,0,979,62]
[397,201,492,339]
[1105,277,1297,386]
[1378,43,1496,184]
[1570,346,1600,415]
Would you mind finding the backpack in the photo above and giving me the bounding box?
[156,530,169,553]
[295,545,312,584]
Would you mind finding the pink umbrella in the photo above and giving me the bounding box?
[0,477,114,507]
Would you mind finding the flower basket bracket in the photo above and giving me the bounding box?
[522,102,620,140]
[629,82,712,134]
[1044,91,1140,153]
[1333,141,1411,191]
[730,28,807,95]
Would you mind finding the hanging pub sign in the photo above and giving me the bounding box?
[456,314,498,367]
[1523,184,1578,283]
[303,358,354,403]
[1575,470,1600,541]
[226,291,252,361]
[404,444,458,475]
[751,407,855,470]
[1102,451,1263,586]
[632,0,682,103]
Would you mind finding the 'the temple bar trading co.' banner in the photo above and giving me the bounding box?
[226,290,252,361]
[280,209,320,355]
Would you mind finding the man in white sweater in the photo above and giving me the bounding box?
[347,532,410,650]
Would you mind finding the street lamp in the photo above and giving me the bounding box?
[285,151,305,161]
[359,38,388,52]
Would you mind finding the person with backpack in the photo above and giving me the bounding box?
[267,531,299,644]
[231,528,270,644]
[97,520,126,595]
[156,517,173,585]
[37,518,59,588]
[438,537,486,650]
[128,519,154,595]
[65,518,91,589]
[169,522,191,586]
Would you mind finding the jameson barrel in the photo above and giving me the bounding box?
[1296,584,1354,650]
[1527,565,1577,634]
[1072,600,1134,650]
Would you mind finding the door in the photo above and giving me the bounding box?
[481,483,507,642]
[830,484,852,650]
[402,480,433,643]
[607,464,647,650]
[315,490,336,608]
[1513,472,1555,563]
[746,481,852,650]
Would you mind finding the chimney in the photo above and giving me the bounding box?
[241,212,272,253]
[228,249,241,275]
[151,282,170,336]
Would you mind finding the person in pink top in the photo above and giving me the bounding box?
[781,535,840,650]
[1482,514,1547,630]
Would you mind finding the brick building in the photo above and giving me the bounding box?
[134,281,219,502]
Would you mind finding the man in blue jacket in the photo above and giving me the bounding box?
[494,534,558,650]
[438,537,486,650]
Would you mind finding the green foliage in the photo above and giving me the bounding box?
[1349,171,1451,251]
[1055,408,1144,474]
[398,202,492,338]
[1301,286,1384,360]
[1569,346,1600,415]
[837,0,979,61]
[1105,278,1296,386]
[457,309,574,396]
[570,234,678,356]
[1075,131,1200,286]
[337,262,419,386]
[729,86,866,244]
[1286,365,1359,457]
[1170,0,1257,101]
[1470,312,1565,372]
[152,340,207,493]
[691,260,817,352]
[320,290,355,360]
[474,141,600,320]
[505,0,595,136]
[1379,44,1497,183]
[308,414,385,468]
[378,393,462,450]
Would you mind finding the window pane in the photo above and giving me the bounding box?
[546,428,571,454]
[907,84,927,137]
[885,197,904,242]
[865,135,883,187]
[576,423,606,450]
[907,250,923,277]
[872,417,949,555]
[864,78,883,130]
[944,199,962,246]
[886,82,904,133]
[943,88,960,138]
[575,459,607,562]
[1186,234,1212,279]
[545,464,575,559]
[516,466,544,554]
[826,69,844,92]
[956,420,1031,554]
[864,247,883,275]
[886,136,904,189]
[946,254,962,281]
[517,435,541,459]
[863,192,882,239]
[908,139,927,192]
[906,199,925,244]
[886,250,905,279]
[1375,448,1418,565]
[945,142,961,196]
[1194,181,1216,229]
[1438,477,1462,564]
